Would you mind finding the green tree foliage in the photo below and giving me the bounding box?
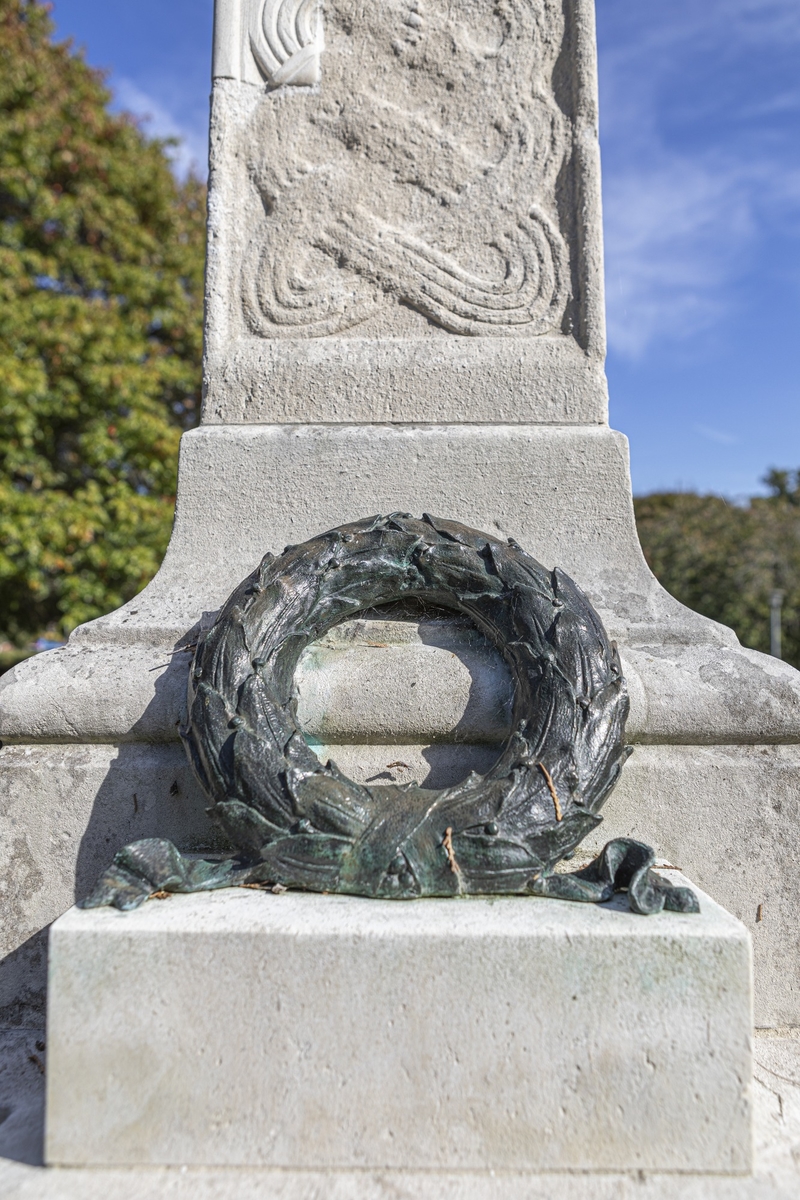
[635,474,800,669]
[0,0,205,644]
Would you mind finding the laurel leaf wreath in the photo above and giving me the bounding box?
[80,515,698,914]
[180,513,631,897]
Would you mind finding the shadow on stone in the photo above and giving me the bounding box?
[72,622,230,909]
[412,601,513,788]
[0,930,48,1032]
[0,1030,45,1166]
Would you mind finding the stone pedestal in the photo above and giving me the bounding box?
[2,0,799,1041]
[45,883,752,1173]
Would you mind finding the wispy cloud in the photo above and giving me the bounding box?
[599,0,800,359]
[603,157,754,357]
[600,0,800,67]
[113,79,208,179]
[694,424,738,446]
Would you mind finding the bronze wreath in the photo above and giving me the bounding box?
[82,513,698,914]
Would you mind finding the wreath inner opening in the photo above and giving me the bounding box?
[295,599,515,790]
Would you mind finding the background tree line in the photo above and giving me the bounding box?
[0,0,204,671]
[634,473,800,668]
[1,0,799,674]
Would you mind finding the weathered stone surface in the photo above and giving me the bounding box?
[203,337,610,425]
[2,0,799,1034]
[295,610,515,747]
[10,1029,800,1196]
[45,885,752,1172]
[2,738,794,1029]
[3,421,800,1027]
[0,743,215,1028]
[204,1,607,423]
[207,1,607,425]
[0,1031,45,1167]
[5,425,799,746]
[593,744,800,1030]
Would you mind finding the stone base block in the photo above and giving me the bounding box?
[0,742,219,1029]
[45,885,752,1173]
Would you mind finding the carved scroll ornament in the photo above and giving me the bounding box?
[242,1,572,337]
[81,515,699,916]
[250,0,324,90]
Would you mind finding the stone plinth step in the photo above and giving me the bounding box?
[45,882,752,1173]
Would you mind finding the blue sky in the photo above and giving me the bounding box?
[50,0,800,498]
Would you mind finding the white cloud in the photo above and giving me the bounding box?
[600,0,800,66]
[599,0,800,359]
[603,156,754,357]
[694,424,738,446]
[723,0,800,43]
[112,78,208,179]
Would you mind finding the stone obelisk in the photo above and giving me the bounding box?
[2,0,799,1031]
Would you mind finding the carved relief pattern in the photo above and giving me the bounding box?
[243,1,571,338]
[250,0,324,90]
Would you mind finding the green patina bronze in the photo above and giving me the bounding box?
[81,514,698,914]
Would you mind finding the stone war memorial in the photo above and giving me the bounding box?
[1,0,800,1193]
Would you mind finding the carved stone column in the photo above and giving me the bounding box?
[2,0,799,1028]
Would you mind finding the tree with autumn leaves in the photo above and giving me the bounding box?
[0,0,205,650]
